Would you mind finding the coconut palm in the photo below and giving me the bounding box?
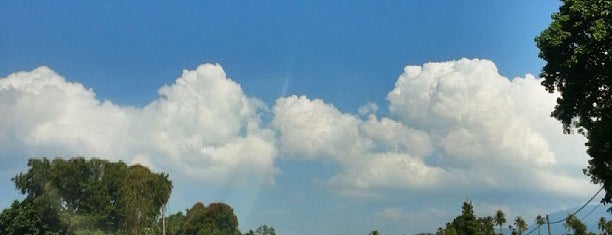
[599,217,607,235]
[535,214,545,235]
[495,210,506,235]
[514,216,527,235]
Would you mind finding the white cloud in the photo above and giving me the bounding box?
[0,64,277,186]
[273,95,371,160]
[0,58,596,200]
[272,58,595,197]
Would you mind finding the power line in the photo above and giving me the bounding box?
[524,186,603,235]
[550,186,604,224]
[581,202,601,221]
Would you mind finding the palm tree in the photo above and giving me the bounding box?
[514,216,527,235]
[495,210,506,235]
[599,217,607,235]
[535,214,545,235]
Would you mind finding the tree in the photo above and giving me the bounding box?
[8,157,172,234]
[457,200,479,235]
[254,224,276,235]
[434,200,496,235]
[182,202,207,235]
[165,211,185,235]
[599,217,606,234]
[0,200,49,234]
[205,202,240,235]
[535,214,545,235]
[121,165,172,235]
[369,230,379,235]
[514,216,527,235]
[244,230,256,235]
[535,0,612,205]
[478,216,495,235]
[181,202,239,235]
[564,214,588,235]
[495,209,506,235]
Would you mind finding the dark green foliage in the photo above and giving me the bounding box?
[535,0,612,205]
[181,202,240,235]
[513,216,527,235]
[121,165,172,234]
[598,217,612,234]
[165,211,186,235]
[243,230,256,235]
[205,202,240,235]
[494,209,506,235]
[535,214,545,235]
[1,157,172,234]
[0,200,53,235]
[436,200,495,235]
[563,214,591,235]
[254,224,276,235]
[182,202,208,235]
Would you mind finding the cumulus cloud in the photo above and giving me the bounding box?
[272,58,594,197]
[0,64,277,185]
[0,58,595,199]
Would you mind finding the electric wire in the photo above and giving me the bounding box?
[523,186,603,235]
[581,202,601,221]
[550,186,604,224]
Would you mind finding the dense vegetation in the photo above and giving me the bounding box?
[0,157,275,235]
[535,0,612,205]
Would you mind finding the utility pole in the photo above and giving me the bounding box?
[546,215,551,235]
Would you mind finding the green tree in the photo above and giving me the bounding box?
[564,214,589,235]
[0,200,49,235]
[535,0,612,205]
[181,202,239,235]
[478,216,495,235]
[514,216,527,235]
[452,200,478,235]
[244,230,255,235]
[165,211,186,235]
[182,202,207,235]
[254,224,276,235]
[120,164,172,235]
[598,217,612,235]
[8,157,172,234]
[369,230,379,235]
[205,202,240,235]
[12,158,67,234]
[535,214,545,235]
[495,210,506,235]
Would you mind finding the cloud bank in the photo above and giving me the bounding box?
[0,64,277,186]
[0,58,594,198]
[273,58,593,197]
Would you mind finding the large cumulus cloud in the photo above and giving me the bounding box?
[273,58,594,197]
[0,58,595,199]
[0,64,277,185]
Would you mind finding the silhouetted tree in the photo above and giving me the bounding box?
[536,0,612,206]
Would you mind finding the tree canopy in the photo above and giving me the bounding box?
[180,202,240,235]
[1,157,172,234]
[535,0,612,204]
[435,200,495,235]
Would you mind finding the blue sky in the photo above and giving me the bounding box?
[1,1,607,234]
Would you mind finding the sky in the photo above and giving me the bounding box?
[0,1,607,234]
